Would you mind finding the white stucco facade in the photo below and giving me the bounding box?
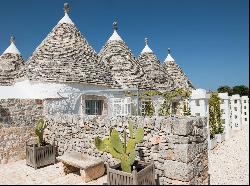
[241,96,249,126]
[230,94,242,130]
[190,89,249,141]
[0,79,136,117]
[190,89,210,117]
[218,93,231,139]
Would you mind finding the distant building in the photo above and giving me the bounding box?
[190,89,249,140]
[241,96,249,126]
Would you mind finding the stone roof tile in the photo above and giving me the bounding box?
[26,9,118,88]
[99,25,150,89]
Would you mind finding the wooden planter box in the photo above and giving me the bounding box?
[107,161,156,185]
[26,143,56,169]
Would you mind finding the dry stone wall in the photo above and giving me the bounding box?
[44,115,208,185]
[0,99,44,164]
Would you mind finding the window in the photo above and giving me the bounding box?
[244,100,246,103]
[113,98,131,116]
[234,100,237,104]
[235,123,238,127]
[195,100,200,106]
[245,118,247,122]
[195,113,200,116]
[244,106,246,109]
[85,100,103,115]
[234,107,237,111]
[244,112,247,116]
[235,115,237,119]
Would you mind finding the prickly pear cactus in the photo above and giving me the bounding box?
[94,120,144,173]
[35,118,47,146]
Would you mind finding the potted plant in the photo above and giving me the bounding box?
[94,120,156,185]
[26,118,56,169]
[209,136,217,150]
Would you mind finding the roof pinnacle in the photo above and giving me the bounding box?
[145,37,148,45]
[113,21,118,31]
[64,3,70,14]
[168,48,171,54]
[10,36,15,44]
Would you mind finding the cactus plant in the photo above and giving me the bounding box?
[35,118,47,146]
[95,120,144,173]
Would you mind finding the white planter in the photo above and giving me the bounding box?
[209,138,217,150]
[215,134,222,143]
[221,133,226,142]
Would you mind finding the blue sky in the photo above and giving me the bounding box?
[0,0,248,90]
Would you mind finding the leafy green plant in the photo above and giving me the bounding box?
[209,92,223,139]
[142,100,155,116]
[94,120,144,173]
[35,118,47,146]
[183,101,191,116]
[159,88,191,116]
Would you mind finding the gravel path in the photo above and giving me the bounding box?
[209,124,249,185]
[0,161,107,185]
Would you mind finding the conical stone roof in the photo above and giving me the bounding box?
[164,48,194,91]
[0,36,25,86]
[138,38,175,91]
[26,4,117,88]
[99,22,149,89]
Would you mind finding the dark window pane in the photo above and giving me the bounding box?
[85,100,103,115]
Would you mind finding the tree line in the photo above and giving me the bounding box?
[217,85,249,96]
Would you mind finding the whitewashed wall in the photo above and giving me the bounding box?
[218,93,231,139]
[190,89,209,117]
[230,94,242,130]
[190,89,249,140]
[0,79,131,116]
[241,96,249,126]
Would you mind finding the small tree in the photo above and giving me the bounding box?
[209,92,223,139]
[217,86,233,96]
[232,85,249,96]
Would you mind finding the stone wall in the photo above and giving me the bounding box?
[44,115,208,185]
[0,99,44,164]
[0,99,43,127]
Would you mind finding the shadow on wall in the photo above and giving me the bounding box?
[0,105,13,125]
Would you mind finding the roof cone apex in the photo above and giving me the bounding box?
[3,38,21,55]
[108,30,123,41]
[58,12,74,25]
[164,53,175,62]
[141,44,153,54]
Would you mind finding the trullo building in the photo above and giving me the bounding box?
[164,48,194,91]
[0,3,195,117]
